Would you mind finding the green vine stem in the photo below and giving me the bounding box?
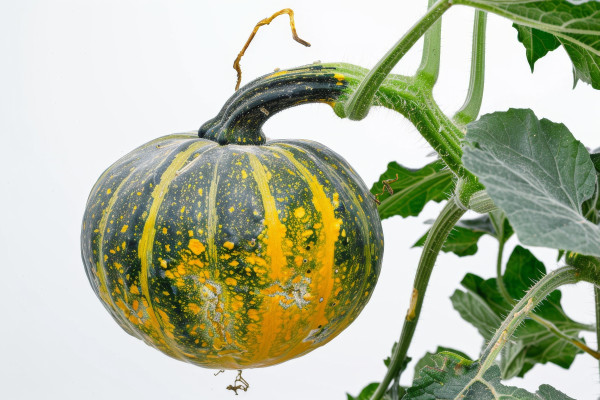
[369,197,466,400]
[330,63,483,198]
[495,239,511,301]
[479,266,582,372]
[453,10,487,126]
[596,287,600,379]
[416,0,443,86]
[344,0,452,121]
[494,241,599,359]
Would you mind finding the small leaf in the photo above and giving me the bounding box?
[383,342,398,367]
[413,347,472,382]
[405,351,575,400]
[414,224,486,256]
[450,280,503,339]
[347,383,380,400]
[463,109,600,257]
[455,0,600,89]
[414,214,510,257]
[452,246,590,379]
[513,24,561,71]
[371,160,454,220]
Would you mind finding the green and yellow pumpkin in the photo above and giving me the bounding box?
[81,65,384,369]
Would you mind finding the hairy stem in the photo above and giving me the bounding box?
[370,197,466,400]
[453,10,487,126]
[372,76,481,194]
[530,314,600,359]
[479,266,581,371]
[331,63,482,191]
[416,0,443,86]
[494,239,600,360]
[345,0,452,121]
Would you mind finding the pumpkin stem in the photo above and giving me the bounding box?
[199,65,348,145]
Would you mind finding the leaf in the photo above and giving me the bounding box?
[560,39,600,89]
[462,108,600,257]
[450,281,503,340]
[414,223,487,257]
[404,351,574,400]
[414,214,512,257]
[347,383,381,400]
[349,343,407,400]
[371,160,454,220]
[488,209,514,244]
[451,246,589,379]
[455,0,600,88]
[513,25,561,71]
[413,347,472,382]
[383,342,398,368]
[589,148,600,173]
[347,382,404,400]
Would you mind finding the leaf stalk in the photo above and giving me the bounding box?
[596,287,600,378]
[453,10,487,126]
[480,266,582,371]
[369,197,466,400]
[344,0,452,121]
[416,0,444,86]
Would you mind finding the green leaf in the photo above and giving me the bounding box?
[513,25,561,71]
[414,221,487,257]
[454,0,600,88]
[347,382,404,400]
[347,383,381,400]
[451,246,589,379]
[405,351,574,400]
[413,347,472,382]
[383,342,398,368]
[371,160,454,220]
[414,214,512,257]
[463,108,600,257]
[349,343,407,400]
[489,209,514,244]
[589,148,600,173]
[560,39,600,89]
[450,279,503,339]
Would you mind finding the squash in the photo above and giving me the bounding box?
[81,65,384,369]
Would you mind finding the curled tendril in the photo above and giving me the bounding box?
[233,8,311,90]
[226,370,249,395]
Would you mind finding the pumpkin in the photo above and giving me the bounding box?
[81,65,384,369]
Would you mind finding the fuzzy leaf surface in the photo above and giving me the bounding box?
[463,109,600,257]
[372,160,454,220]
[413,347,472,382]
[404,351,574,399]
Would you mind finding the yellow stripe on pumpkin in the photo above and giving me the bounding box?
[247,153,288,282]
[282,143,373,332]
[247,153,290,363]
[269,146,340,357]
[138,140,213,360]
[97,166,143,339]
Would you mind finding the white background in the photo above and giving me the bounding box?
[2,1,600,399]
